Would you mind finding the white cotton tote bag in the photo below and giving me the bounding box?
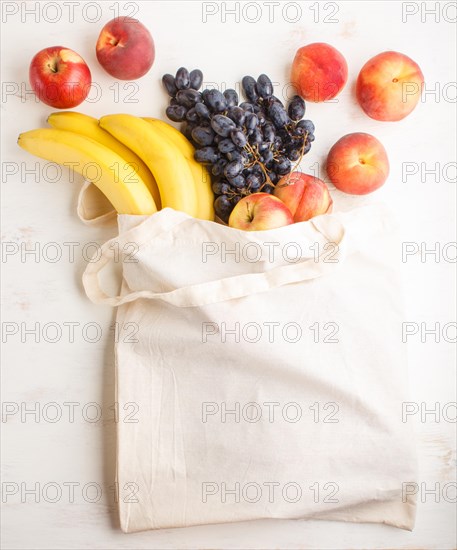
[77,181,117,226]
[83,204,418,533]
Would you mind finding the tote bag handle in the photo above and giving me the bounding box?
[83,215,346,308]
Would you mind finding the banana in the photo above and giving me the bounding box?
[144,118,214,221]
[100,114,198,217]
[145,118,195,157]
[47,111,161,209]
[17,129,157,215]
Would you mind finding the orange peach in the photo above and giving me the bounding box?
[229,193,293,231]
[326,133,389,195]
[291,42,348,102]
[96,17,155,80]
[274,172,332,222]
[356,51,424,121]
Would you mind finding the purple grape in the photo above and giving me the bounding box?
[162,74,177,97]
[176,89,202,108]
[211,114,236,137]
[223,89,239,107]
[256,74,273,99]
[166,105,187,122]
[192,126,215,146]
[224,160,244,179]
[194,146,219,164]
[189,69,203,90]
[242,76,258,102]
[231,129,247,148]
[175,67,190,90]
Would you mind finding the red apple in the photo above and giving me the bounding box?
[274,172,333,222]
[326,133,389,195]
[229,193,293,231]
[357,51,424,121]
[291,42,348,102]
[29,46,91,109]
[96,17,155,80]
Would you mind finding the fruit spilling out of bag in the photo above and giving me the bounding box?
[17,108,332,230]
[20,15,422,230]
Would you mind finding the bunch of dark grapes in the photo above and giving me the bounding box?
[162,67,315,223]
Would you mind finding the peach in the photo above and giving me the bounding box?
[326,133,389,195]
[356,51,424,121]
[291,42,348,102]
[229,193,293,231]
[96,17,155,80]
[274,172,333,222]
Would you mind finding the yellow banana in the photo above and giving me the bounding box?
[145,118,195,157]
[17,129,157,215]
[100,114,198,217]
[144,118,214,221]
[47,111,161,209]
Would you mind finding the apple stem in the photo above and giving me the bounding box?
[245,202,254,222]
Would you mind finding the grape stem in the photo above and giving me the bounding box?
[243,142,274,190]
[276,132,309,189]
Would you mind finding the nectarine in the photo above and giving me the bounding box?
[356,51,424,121]
[274,173,332,222]
[96,17,155,80]
[291,43,348,102]
[326,133,389,195]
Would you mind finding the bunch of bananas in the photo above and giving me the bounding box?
[17,112,214,219]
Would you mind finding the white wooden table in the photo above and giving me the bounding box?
[1,1,456,548]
